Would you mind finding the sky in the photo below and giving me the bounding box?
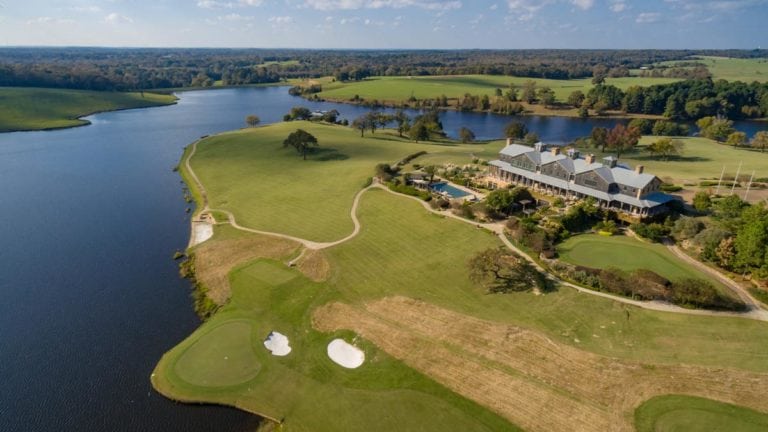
[0,0,766,49]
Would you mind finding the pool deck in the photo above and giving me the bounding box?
[432,179,485,201]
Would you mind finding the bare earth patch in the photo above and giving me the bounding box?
[194,234,299,304]
[313,296,768,432]
[295,249,331,282]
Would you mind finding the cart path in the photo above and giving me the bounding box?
[184,139,768,322]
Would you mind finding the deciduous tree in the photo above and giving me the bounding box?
[283,129,319,160]
[245,114,260,127]
[468,248,546,293]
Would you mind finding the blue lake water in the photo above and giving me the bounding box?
[0,86,764,431]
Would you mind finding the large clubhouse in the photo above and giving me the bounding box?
[488,140,675,218]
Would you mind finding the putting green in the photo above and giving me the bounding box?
[174,320,260,387]
[635,395,768,432]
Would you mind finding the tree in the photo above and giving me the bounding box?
[351,116,367,137]
[692,191,712,213]
[288,106,311,121]
[423,165,438,183]
[468,248,546,294]
[592,64,608,85]
[522,80,537,104]
[697,116,735,142]
[567,90,585,108]
[409,122,429,142]
[606,124,641,158]
[750,131,768,153]
[504,121,528,140]
[647,137,683,161]
[320,109,339,123]
[282,129,318,160]
[485,188,516,216]
[459,127,476,143]
[537,87,556,107]
[725,131,747,147]
[590,127,609,152]
[393,110,410,137]
[524,132,540,145]
[245,114,260,127]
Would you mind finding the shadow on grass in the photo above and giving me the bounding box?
[311,147,349,161]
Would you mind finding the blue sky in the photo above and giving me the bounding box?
[0,0,766,48]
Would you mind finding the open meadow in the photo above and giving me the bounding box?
[0,87,176,132]
[310,75,681,104]
[158,122,768,431]
[644,56,768,83]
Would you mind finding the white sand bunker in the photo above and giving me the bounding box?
[263,331,292,356]
[327,339,365,369]
[190,221,213,246]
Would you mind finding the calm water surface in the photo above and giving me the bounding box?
[0,87,763,431]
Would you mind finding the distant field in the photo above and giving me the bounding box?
[557,234,731,293]
[644,56,768,83]
[0,87,177,132]
[594,136,768,185]
[635,395,768,432]
[313,74,681,104]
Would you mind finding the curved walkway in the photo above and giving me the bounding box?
[184,139,768,322]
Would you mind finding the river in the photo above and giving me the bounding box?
[0,86,763,432]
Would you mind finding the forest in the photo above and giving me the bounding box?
[1,47,767,91]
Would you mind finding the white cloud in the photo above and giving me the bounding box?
[609,0,627,12]
[635,11,660,23]
[26,16,75,25]
[570,0,594,10]
[269,15,294,23]
[300,0,461,11]
[490,3,498,10]
[104,13,133,24]
[506,0,554,21]
[197,0,264,9]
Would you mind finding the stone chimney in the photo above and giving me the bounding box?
[567,148,580,160]
[506,137,512,146]
[585,154,595,164]
[534,142,546,152]
[551,147,561,157]
[635,165,644,174]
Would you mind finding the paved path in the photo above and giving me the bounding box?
[184,139,768,322]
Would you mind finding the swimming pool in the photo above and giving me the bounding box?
[430,182,472,198]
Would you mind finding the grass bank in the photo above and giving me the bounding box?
[635,395,768,432]
[0,87,177,132]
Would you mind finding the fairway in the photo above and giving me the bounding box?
[188,121,504,242]
[592,136,768,186]
[557,234,720,283]
[0,87,176,132]
[313,74,680,104]
[635,395,768,432]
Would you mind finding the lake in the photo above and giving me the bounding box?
[0,86,763,431]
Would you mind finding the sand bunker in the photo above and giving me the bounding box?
[327,339,365,369]
[263,331,292,356]
[190,221,213,247]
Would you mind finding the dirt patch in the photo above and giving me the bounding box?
[195,234,299,304]
[295,249,331,282]
[313,296,768,432]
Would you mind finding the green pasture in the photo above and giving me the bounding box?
[314,74,680,103]
[646,56,768,83]
[187,121,503,242]
[0,87,176,132]
[635,395,768,432]
[594,136,768,185]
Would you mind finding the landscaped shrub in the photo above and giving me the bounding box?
[630,222,670,243]
[594,219,618,235]
[387,182,431,201]
[660,183,683,192]
[398,150,427,166]
[670,278,746,311]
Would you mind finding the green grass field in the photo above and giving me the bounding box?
[595,136,768,185]
[635,395,768,432]
[312,74,680,104]
[0,87,177,132]
[646,56,768,83]
[189,121,504,242]
[160,124,768,430]
[557,234,723,284]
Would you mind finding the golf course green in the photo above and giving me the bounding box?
[635,395,768,432]
[155,122,768,431]
[0,87,177,132]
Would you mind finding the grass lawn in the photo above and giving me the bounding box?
[159,123,768,430]
[188,121,504,242]
[557,234,722,283]
[594,136,768,185]
[311,74,680,104]
[635,395,768,432]
[0,87,177,132]
[647,56,768,83]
